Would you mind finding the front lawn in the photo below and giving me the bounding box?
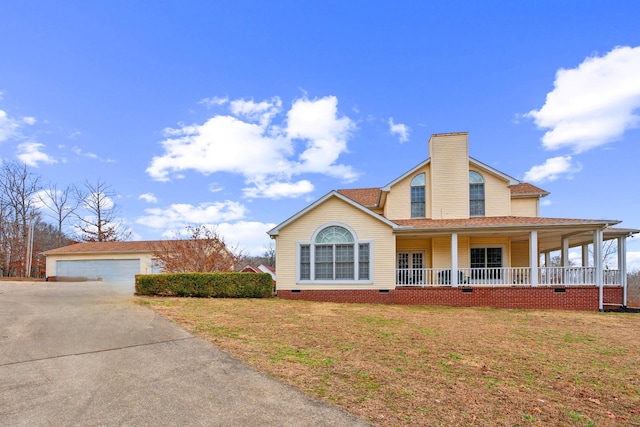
[139,297,640,426]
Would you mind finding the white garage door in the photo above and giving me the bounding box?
[56,259,141,283]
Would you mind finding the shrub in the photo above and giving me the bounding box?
[135,272,274,298]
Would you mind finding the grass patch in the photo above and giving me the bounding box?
[138,297,640,426]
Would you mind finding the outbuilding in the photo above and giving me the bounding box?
[44,241,162,283]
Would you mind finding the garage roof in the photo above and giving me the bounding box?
[43,241,162,255]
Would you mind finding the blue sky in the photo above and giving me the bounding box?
[1,1,640,265]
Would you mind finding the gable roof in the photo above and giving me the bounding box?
[337,188,381,207]
[267,190,396,236]
[381,158,431,191]
[43,240,162,255]
[468,157,520,186]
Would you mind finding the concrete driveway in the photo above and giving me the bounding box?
[0,281,370,426]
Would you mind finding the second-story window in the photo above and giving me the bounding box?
[469,171,485,216]
[410,173,426,218]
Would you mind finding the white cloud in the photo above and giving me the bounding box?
[73,147,98,159]
[16,142,57,167]
[0,105,37,143]
[523,155,581,183]
[388,117,410,142]
[136,201,247,230]
[230,97,282,127]
[84,194,114,210]
[138,193,158,203]
[540,199,552,207]
[147,95,358,198]
[287,96,357,180]
[158,221,276,256]
[216,221,276,256]
[209,182,224,193]
[199,96,229,108]
[242,179,314,199]
[527,46,640,153]
[0,109,20,143]
[71,146,115,163]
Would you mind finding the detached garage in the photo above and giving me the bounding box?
[44,241,162,284]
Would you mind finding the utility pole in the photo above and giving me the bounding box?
[25,218,34,277]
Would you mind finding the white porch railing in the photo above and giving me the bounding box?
[396,267,621,287]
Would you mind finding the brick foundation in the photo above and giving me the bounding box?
[277,286,624,311]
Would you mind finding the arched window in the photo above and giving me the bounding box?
[299,224,371,282]
[410,173,426,218]
[469,171,485,216]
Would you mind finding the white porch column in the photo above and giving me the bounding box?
[544,252,550,268]
[582,244,589,267]
[619,236,627,307]
[530,231,538,286]
[451,232,458,287]
[561,238,570,267]
[594,229,604,311]
[561,237,570,285]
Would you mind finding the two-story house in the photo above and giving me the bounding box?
[268,132,637,311]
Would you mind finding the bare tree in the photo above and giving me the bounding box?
[152,225,243,273]
[263,242,276,267]
[0,162,41,276]
[588,239,618,269]
[38,183,80,246]
[627,270,640,308]
[74,179,131,242]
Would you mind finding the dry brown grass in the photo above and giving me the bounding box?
[138,297,640,426]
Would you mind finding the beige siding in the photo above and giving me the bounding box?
[511,241,530,267]
[430,133,468,219]
[431,237,451,268]
[428,235,470,268]
[470,167,511,217]
[511,198,539,217]
[384,165,431,220]
[458,236,470,268]
[275,196,395,290]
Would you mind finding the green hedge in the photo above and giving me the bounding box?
[135,272,274,298]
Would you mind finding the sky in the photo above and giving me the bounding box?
[1,1,640,267]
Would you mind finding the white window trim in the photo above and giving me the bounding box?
[469,244,507,267]
[469,170,485,217]
[410,173,426,219]
[296,223,374,284]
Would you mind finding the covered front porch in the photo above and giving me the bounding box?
[396,266,622,287]
[393,219,637,310]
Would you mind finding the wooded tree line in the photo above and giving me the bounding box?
[0,162,129,277]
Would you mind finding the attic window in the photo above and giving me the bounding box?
[410,173,426,218]
[469,171,485,217]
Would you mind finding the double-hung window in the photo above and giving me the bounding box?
[298,225,372,282]
[470,247,502,281]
